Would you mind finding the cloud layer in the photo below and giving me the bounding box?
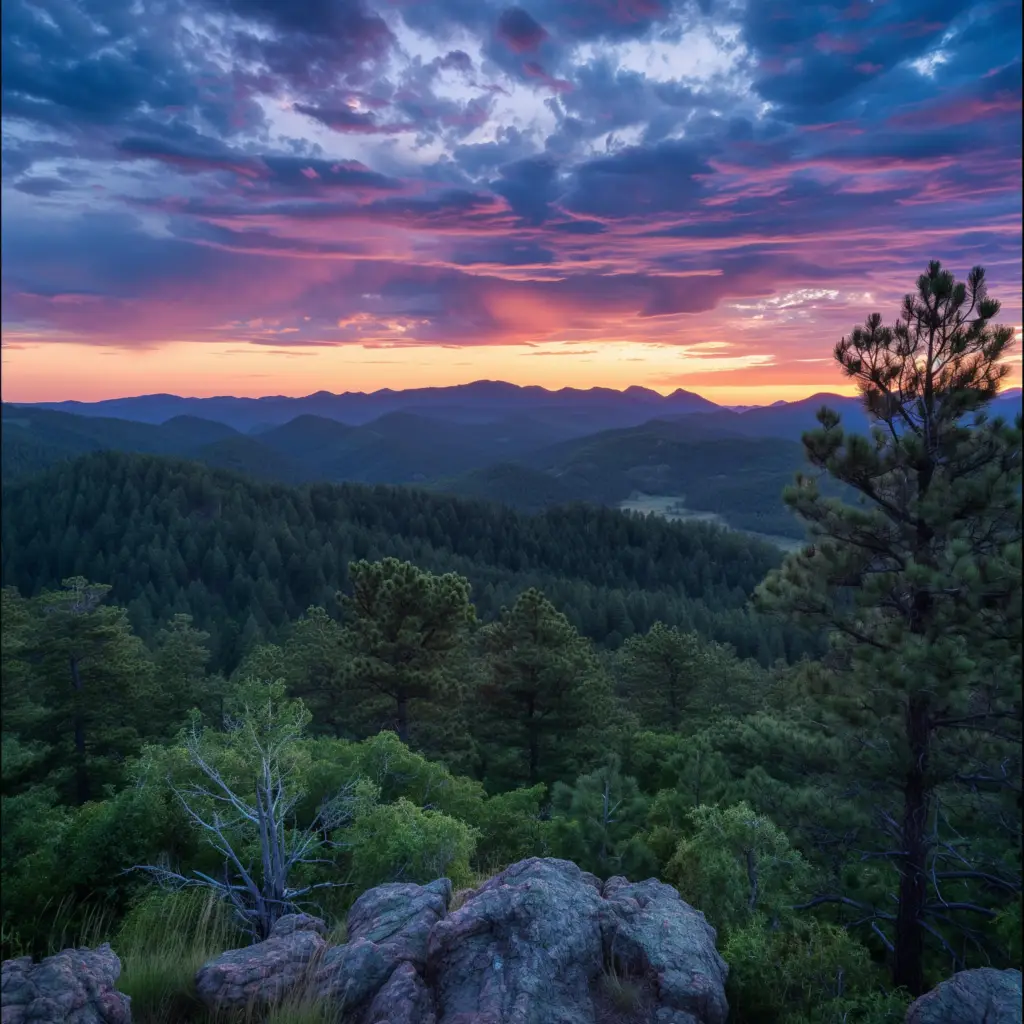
[2,0,1021,397]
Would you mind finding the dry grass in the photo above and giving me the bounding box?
[592,962,658,1024]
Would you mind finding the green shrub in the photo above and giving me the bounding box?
[471,784,547,870]
[724,916,905,1024]
[348,796,479,890]
[666,802,811,939]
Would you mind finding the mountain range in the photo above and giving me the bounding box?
[4,382,1020,544]
[23,381,721,433]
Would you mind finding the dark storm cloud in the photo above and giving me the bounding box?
[495,8,549,53]
[738,0,1005,121]
[528,0,675,42]
[292,104,413,134]
[491,156,561,224]
[448,239,557,265]
[563,140,712,218]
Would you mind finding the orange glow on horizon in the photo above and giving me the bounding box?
[2,336,1020,407]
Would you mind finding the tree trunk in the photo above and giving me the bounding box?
[669,673,680,733]
[893,692,930,996]
[396,692,410,745]
[526,693,539,785]
[69,654,90,805]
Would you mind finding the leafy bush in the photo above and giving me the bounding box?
[348,794,479,890]
[666,802,811,938]
[724,916,905,1024]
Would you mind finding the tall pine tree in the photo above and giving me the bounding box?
[757,262,1021,994]
[477,588,614,788]
[340,559,475,744]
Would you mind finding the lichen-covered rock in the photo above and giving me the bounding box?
[268,913,328,939]
[1,944,131,1024]
[425,857,609,1024]
[601,876,729,1024]
[364,961,436,1024]
[193,913,327,1012]
[905,968,1022,1024]
[191,858,729,1024]
[312,877,451,1011]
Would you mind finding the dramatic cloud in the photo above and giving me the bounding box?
[1,0,1020,401]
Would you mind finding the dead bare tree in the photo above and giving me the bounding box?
[134,695,356,941]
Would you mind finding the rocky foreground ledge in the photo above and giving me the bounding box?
[2,857,1021,1024]
[195,857,729,1024]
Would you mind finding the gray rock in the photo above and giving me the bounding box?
[193,913,327,1012]
[312,877,451,1011]
[190,858,729,1024]
[364,961,437,1024]
[269,913,328,938]
[601,876,729,1024]
[425,857,608,1024]
[906,968,1022,1024]
[1,944,131,1024]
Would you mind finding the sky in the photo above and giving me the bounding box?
[1,0,1021,405]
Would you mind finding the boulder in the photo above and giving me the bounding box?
[312,877,451,1011]
[1,944,131,1024]
[364,961,437,1024]
[601,877,728,1024]
[194,912,328,1012]
[906,968,1022,1024]
[426,857,607,1024]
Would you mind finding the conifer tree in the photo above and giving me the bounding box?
[152,614,213,734]
[27,577,154,804]
[279,606,351,738]
[757,262,1021,994]
[340,559,475,744]
[615,622,712,732]
[478,588,613,787]
[546,754,655,877]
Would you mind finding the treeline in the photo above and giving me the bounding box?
[0,451,815,671]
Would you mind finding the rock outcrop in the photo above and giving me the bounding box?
[0,944,131,1024]
[426,857,608,1024]
[601,876,729,1024]
[312,877,451,1012]
[193,857,729,1023]
[194,912,328,1011]
[905,967,1022,1024]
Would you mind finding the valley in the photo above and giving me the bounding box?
[14,380,1001,543]
[616,493,805,552]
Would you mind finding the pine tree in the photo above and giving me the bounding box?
[279,606,351,738]
[152,614,213,735]
[477,588,614,788]
[340,559,475,744]
[26,577,154,804]
[615,622,711,732]
[546,754,654,877]
[756,262,1021,994]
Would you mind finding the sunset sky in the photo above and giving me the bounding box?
[2,0,1021,405]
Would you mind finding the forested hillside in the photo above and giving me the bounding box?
[1,403,818,539]
[0,451,810,671]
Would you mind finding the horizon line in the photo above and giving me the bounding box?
[3,379,1021,409]
[3,377,863,407]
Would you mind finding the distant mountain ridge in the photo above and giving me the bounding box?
[4,384,1019,544]
[16,381,1020,435]
[16,380,720,432]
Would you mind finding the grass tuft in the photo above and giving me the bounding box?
[114,888,245,1024]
